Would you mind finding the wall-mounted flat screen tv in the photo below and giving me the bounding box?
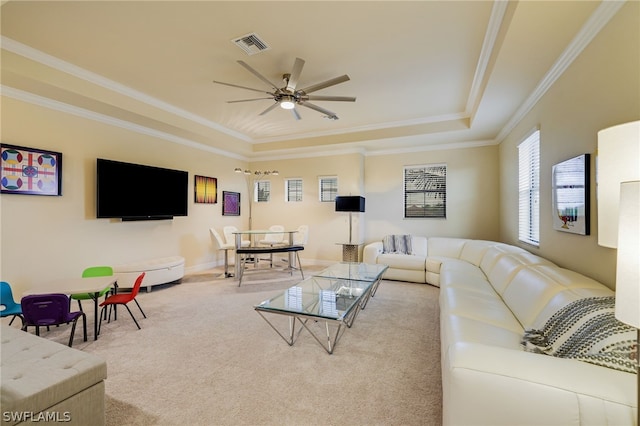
[97,158,188,221]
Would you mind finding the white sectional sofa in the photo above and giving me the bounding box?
[363,236,637,425]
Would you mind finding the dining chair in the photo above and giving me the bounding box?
[1,281,23,326]
[211,228,235,277]
[223,226,251,248]
[71,266,115,319]
[21,293,87,347]
[98,272,146,332]
[293,225,309,246]
[259,225,286,267]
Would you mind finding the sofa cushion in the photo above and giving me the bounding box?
[377,253,425,271]
[503,265,610,329]
[427,237,467,258]
[522,297,637,374]
[459,240,497,266]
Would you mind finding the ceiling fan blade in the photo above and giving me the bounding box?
[300,102,339,119]
[305,95,356,102]
[238,60,281,92]
[259,102,280,116]
[213,80,269,94]
[286,58,305,92]
[291,107,301,121]
[299,75,350,94]
[227,98,274,103]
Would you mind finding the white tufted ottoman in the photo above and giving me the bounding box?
[0,325,107,425]
[113,256,185,292]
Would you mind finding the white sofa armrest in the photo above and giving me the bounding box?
[363,242,383,264]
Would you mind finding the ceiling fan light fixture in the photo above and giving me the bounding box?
[280,96,296,110]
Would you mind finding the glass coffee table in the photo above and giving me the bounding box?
[254,262,388,354]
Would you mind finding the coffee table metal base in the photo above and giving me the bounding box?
[255,311,347,354]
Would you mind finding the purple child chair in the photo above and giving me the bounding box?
[21,293,87,347]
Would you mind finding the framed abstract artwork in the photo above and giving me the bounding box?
[194,175,217,204]
[552,153,590,235]
[222,191,240,216]
[0,144,62,196]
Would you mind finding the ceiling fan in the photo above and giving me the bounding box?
[213,58,355,120]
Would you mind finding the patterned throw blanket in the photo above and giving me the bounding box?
[382,235,412,255]
[522,297,637,374]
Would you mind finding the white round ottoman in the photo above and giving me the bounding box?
[113,256,185,292]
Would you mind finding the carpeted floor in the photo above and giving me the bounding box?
[4,265,442,425]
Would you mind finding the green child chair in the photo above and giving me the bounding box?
[70,266,115,319]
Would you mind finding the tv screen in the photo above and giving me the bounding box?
[97,158,188,220]
[335,196,365,212]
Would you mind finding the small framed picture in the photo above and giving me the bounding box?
[552,153,590,235]
[222,191,240,216]
[194,175,217,204]
[1,144,63,196]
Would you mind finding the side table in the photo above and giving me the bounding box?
[337,243,364,262]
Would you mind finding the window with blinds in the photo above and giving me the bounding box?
[403,164,447,218]
[518,130,540,246]
[255,180,270,202]
[285,178,303,202]
[319,176,338,202]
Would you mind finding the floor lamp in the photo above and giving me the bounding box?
[614,180,640,426]
[335,196,365,244]
[235,168,278,230]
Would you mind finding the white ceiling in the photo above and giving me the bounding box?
[1,1,616,159]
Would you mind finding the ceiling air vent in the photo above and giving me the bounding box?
[232,33,271,56]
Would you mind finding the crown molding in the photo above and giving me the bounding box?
[465,0,509,119]
[1,85,245,160]
[495,0,626,143]
[1,36,250,143]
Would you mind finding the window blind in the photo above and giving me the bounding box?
[319,177,338,202]
[403,164,447,218]
[518,130,540,246]
[286,178,303,202]
[255,180,270,202]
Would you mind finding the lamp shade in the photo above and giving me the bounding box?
[597,120,640,248]
[335,196,365,212]
[614,180,640,328]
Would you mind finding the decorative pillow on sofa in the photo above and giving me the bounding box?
[382,235,412,255]
[521,297,637,374]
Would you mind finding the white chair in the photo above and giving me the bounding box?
[259,225,286,267]
[223,226,251,248]
[210,228,235,277]
[293,225,309,246]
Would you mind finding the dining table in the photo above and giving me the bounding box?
[232,229,298,278]
[23,275,117,340]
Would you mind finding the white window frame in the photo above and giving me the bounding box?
[255,180,270,202]
[285,178,303,202]
[518,129,541,246]
[319,176,338,202]
[403,164,447,218]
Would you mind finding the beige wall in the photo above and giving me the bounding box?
[498,1,640,288]
[364,145,500,243]
[0,96,249,296]
[247,153,365,261]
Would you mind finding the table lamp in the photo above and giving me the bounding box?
[614,180,640,426]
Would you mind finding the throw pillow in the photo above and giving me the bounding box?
[522,296,637,374]
[382,235,412,255]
